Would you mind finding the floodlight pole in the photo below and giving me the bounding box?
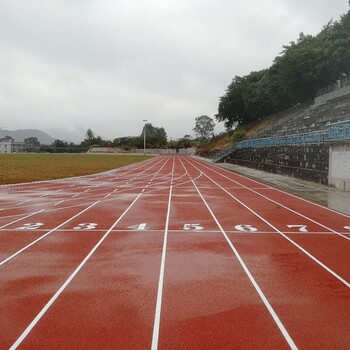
[143,119,147,155]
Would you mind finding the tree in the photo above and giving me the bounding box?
[216,7,350,128]
[141,123,168,148]
[193,115,215,139]
[24,137,40,146]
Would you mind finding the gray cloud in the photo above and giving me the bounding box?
[0,0,348,142]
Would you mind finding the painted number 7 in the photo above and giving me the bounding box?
[287,225,308,232]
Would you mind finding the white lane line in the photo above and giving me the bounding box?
[0,158,167,217]
[0,201,100,267]
[151,158,175,350]
[193,158,350,219]
[179,158,298,350]
[0,209,45,230]
[9,193,145,350]
[9,156,171,350]
[192,159,350,241]
[17,200,30,206]
[185,158,350,289]
[54,200,64,206]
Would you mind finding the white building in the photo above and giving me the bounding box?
[0,140,25,153]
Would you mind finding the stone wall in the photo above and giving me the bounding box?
[227,144,329,184]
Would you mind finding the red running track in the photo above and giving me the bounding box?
[0,156,349,349]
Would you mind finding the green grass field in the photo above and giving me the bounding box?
[0,153,152,184]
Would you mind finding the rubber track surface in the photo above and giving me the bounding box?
[0,156,349,349]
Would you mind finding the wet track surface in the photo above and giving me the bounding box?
[0,156,349,349]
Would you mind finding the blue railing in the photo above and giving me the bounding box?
[213,120,350,162]
[236,120,350,149]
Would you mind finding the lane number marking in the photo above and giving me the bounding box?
[128,223,148,230]
[16,223,44,230]
[235,224,258,232]
[183,223,203,231]
[287,225,308,233]
[73,223,98,230]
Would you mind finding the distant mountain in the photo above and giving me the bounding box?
[0,129,56,145]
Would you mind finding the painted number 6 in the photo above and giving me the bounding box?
[235,224,258,232]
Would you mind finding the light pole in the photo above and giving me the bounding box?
[143,119,147,155]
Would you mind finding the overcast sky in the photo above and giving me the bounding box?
[0,0,349,142]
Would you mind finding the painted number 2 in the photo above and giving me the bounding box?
[16,223,44,230]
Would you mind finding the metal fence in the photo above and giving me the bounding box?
[236,120,350,149]
[213,120,350,162]
[316,77,350,97]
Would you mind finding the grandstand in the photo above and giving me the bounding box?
[213,79,350,191]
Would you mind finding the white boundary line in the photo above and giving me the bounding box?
[151,158,175,350]
[194,157,350,219]
[0,209,45,229]
[0,201,100,266]
[0,158,172,267]
[179,158,297,349]
[185,158,350,289]
[191,158,350,241]
[9,155,172,349]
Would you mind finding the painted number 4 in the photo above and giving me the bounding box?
[74,223,98,230]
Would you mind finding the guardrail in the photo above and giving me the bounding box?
[212,144,236,162]
[236,120,350,149]
[212,120,350,162]
[316,77,350,97]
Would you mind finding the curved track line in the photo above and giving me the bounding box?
[196,158,350,219]
[0,157,171,266]
[190,158,350,241]
[8,157,174,349]
[185,157,350,289]
[178,158,297,350]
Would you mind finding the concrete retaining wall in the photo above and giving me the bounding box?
[329,142,350,191]
[227,144,329,184]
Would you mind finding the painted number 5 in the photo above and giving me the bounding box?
[183,224,203,230]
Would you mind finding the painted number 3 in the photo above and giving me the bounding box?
[74,223,98,230]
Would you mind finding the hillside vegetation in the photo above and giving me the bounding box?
[216,8,350,129]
